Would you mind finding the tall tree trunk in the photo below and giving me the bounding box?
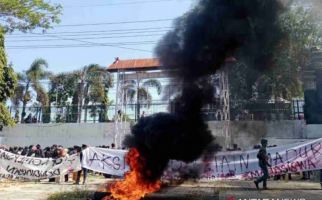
[42,106,51,123]
[71,87,80,123]
[21,82,30,123]
[84,103,88,122]
[93,103,96,123]
[83,84,90,122]
[136,102,141,121]
[78,81,85,123]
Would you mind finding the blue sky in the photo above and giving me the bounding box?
[5,0,194,73]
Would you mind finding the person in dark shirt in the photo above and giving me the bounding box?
[35,144,43,158]
[254,139,271,190]
[44,147,52,158]
[21,146,29,156]
[24,114,32,123]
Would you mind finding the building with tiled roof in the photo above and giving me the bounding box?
[107,57,236,72]
[107,58,161,72]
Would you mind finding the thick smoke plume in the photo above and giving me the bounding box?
[124,0,287,182]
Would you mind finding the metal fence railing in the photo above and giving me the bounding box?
[7,99,304,124]
[228,99,304,121]
[8,102,170,124]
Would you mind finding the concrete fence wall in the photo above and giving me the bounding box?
[0,123,130,148]
[1,120,320,149]
[210,120,307,149]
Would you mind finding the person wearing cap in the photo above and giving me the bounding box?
[254,139,271,190]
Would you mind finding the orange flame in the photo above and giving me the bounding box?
[103,148,161,200]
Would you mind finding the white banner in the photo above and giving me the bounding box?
[0,149,81,180]
[164,138,322,180]
[81,147,129,176]
[81,139,322,180]
[1,138,321,180]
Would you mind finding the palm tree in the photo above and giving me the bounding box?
[73,64,112,122]
[48,65,112,123]
[122,79,162,120]
[11,58,51,123]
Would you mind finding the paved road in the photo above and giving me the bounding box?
[0,178,321,200]
[149,180,322,200]
[216,180,322,200]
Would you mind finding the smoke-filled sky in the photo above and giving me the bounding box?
[125,0,289,182]
[293,0,322,17]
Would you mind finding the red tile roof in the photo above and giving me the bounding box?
[107,57,236,72]
[107,58,161,72]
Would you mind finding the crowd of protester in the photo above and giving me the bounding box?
[1,142,321,188]
[0,143,121,184]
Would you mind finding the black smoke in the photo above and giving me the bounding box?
[124,0,287,182]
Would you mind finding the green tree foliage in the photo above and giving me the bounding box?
[0,63,16,102]
[0,27,17,127]
[0,104,14,127]
[230,6,321,102]
[49,72,79,106]
[48,64,113,123]
[77,64,113,122]
[256,7,320,100]
[11,58,51,122]
[227,6,321,120]
[0,0,62,32]
[48,72,79,123]
[123,79,162,120]
[228,62,257,118]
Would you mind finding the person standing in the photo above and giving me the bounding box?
[254,139,271,190]
[35,144,43,158]
[75,144,88,185]
[55,147,65,184]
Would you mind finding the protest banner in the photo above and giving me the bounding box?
[163,138,322,180]
[1,138,321,180]
[0,149,81,180]
[81,147,129,176]
[81,139,322,180]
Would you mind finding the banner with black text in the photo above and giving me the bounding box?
[81,139,322,180]
[1,138,321,180]
[163,138,322,180]
[0,150,81,180]
[81,147,129,176]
